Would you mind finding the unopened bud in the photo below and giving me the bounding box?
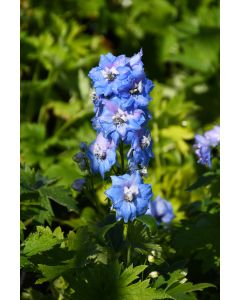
[148,255,155,263]
[180,271,187,276]
[179,278,187,284]
[149,271,159,278]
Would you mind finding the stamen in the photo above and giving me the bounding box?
[130,81,143,95]
[102,67,119,81]
[112,111,128,125]
[124,185,139,201]
[93,143,106,160]
[141,135,151,149]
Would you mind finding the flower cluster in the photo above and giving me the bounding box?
[193,125,220,167]
[89,49,154,176]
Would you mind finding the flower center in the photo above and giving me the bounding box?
[112,111,128,125]
[102,67,119,81]
[130,81,143,95]
[140,166,148,176]
[124,185,139,202]
[141,135,151,149]
[93,143,106,160]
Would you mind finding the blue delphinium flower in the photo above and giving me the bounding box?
[194,125,220,167]
[126,128,153,170]
[87,132,116,178]
[146,196,174,224]
[105,171,152,222]
[116,77,154,109]
[88,50,154,109]
[96,101,147,144]
[89,53,130,97]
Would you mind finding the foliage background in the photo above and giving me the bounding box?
[20,0,220,299]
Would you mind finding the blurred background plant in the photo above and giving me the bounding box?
[20,0,219,299]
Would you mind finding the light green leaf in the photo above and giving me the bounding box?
[22,226,64,257]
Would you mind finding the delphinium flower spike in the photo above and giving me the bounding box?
[73,49,162,222]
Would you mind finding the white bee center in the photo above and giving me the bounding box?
[93,143,106,160]
[124,185,139,202]
[102,67,119,81]
[130,81,143,94]
[112,110,128,125]
[141,135,151,149]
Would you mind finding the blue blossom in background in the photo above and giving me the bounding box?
[194,125,220,167]
[204,125,220,147]
[105,171,152,222]
[146,196,174,224]
[87,133,116,178]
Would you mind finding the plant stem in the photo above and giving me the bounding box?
[123,223,131,266]
[120,142,125,174]
[127,245,131,266]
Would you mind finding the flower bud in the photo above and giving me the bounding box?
[148,255,155,263]
[71,179,85,192]
[149,271,159,278]
[179,278,187,284]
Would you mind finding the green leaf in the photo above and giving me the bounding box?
[168,282,215,298]
[136,215,158,233]
[186,173,218,191]
[75,261,170,300]
[120,264,147,286]
[22,226,64,257]
[39,186,79,212]
[36,263,73,284]
[120,278,170,300]
[128,221,162,256]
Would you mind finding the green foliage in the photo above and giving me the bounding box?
[21,0,219,299]
[22,226,64,257]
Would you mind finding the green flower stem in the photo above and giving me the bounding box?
[119,142,125,174]
[123,223,131,266]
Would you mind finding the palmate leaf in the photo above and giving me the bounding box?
[39,186,79,213]
[36,263,74,284]
[153,268,215,300]
[136,215,158,233]
[127,221,162,256]
[22,226,64,257]
[167,282,215,299]
[34,227,100,284]
[75,261,169,300]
